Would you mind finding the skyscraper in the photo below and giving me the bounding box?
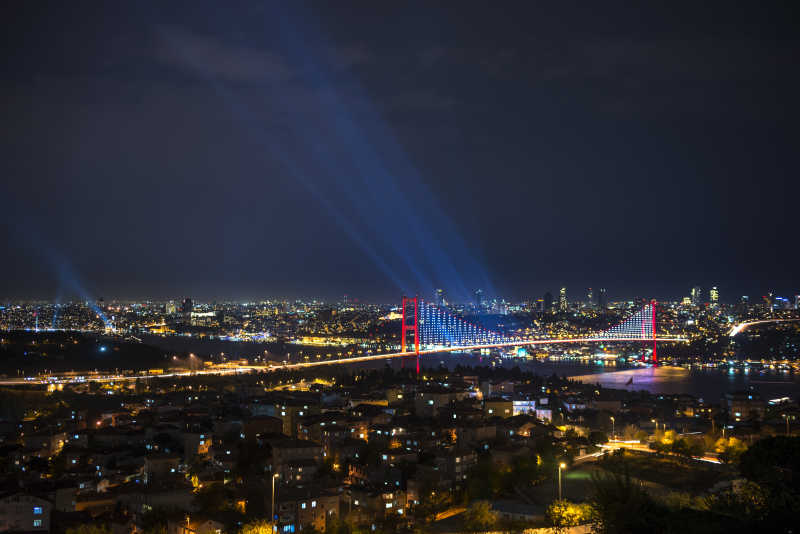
[181,297,193,324]
[795,295,800,310]
[597,288,607,310]
[710,287,719,308]
[435,288,445,307]
[474,289,483,309]
[586,288,594,309]
[559,287,567,312]
[690,286,702,306]
[543,292,553,312]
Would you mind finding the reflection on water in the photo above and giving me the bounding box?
[568,365,800,401]
[424,353,800,401]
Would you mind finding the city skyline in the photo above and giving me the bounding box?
[2,284,798,308]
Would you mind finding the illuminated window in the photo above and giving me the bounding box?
[311,500,316,508]
[33,507,42,515]
[33,520,42,527]
[301,502,306,509]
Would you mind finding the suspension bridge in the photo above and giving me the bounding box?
[393,296,687,373]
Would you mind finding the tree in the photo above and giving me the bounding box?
[66,525,111,534]
[733,436,800,531]
[463,500,497,531]
[139,507,183,534]
[622,424,639,441]
[671,438,692,458]
[239,520,273,534]
[546,499,593,533]
[688,437,706,458]
[590,467,659,534]
[193,483,234,514]
[589,430,608,445]
[717,437,747,464]
[412,487,450,524]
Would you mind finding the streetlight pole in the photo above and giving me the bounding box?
[610,417,615,442]
[271,473,279,533]
[784,414,790,436]
[558,462,566,500]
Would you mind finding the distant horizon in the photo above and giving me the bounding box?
[2,288,797,307]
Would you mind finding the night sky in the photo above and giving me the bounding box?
[1,2,798,303]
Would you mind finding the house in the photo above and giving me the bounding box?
[144,454,180,482]
[414,388,468,417]
[274,486,341,533]
[241,416,282,442]
[0,494,52,532]
[724,391,766,422]
[484,398,514,418]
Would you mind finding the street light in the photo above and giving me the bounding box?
[610,416,615,442]
[558,462,566,500]
[783,414,790,436]
[271,473,280,533]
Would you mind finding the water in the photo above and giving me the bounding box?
[567,365,800,402]
[139,335,800,401]
[418,353,800,401]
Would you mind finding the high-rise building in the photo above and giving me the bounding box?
[690,286,702,306]
[597,288,608,310]
[543,292,553,312]
[586,288,594,309]
[737,295,749,313]
[710,287,719,308]
[165,300,177,314]
[181,298,193,324]
[559,287,568,312]
[795,295,800,310]
[474,289,483,309]
[435,289,446,307]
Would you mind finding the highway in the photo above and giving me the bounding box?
[600,439,721,464]
[728,318,800,337]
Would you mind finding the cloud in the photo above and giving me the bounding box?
[154,26,291,84]
[388,90,457,111]
[326,44,372,70]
